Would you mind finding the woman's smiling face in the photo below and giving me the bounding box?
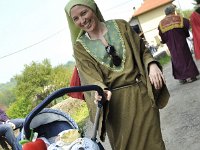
[70,5,99,32]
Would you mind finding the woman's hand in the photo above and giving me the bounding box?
[148,63,166,90]
[94,90,112,104]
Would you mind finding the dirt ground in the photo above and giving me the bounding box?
[85,57,200,150]
[160,59,200,150]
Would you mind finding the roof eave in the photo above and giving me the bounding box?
[133,1,173,17]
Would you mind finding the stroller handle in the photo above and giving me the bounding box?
[24,85,106,140]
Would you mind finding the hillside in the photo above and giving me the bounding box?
[52,97,89,127]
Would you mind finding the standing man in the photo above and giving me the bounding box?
[158,5,199,84]
[190,0,200,60]
[0,108,24,150]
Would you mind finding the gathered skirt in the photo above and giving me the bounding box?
[106,81,165,150]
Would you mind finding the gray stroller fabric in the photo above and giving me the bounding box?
[29,108,78,129]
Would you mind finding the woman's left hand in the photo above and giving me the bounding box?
[94,90,112,104]
[148,63,165,90]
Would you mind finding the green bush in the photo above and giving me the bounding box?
[158,55,171,66]
[6,98,32,118]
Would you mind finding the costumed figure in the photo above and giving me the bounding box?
[190,0,200,60]
[65,0,170,149]
[158,5,199,83]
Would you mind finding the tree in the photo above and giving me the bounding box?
[14,59,52,101]
[0,81,16,106]
[8,59,53,117]
[6,97,32,118]
[182,10,193,19]
[176,9,193,19]
[0,89,16,106]
[51,64,72,90]
[7,59,75,118]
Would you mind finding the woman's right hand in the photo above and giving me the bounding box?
[94,90,112,104]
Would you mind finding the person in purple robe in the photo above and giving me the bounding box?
[158,5,199,84]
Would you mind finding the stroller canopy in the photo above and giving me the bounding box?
[22,108,78,140]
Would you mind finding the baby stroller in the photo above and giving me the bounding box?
[20,85,106,150]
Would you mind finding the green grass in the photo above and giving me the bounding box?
[158,55,171,66]
[70,102,89,136]
[70,102,89,127]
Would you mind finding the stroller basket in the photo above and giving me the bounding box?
[21,85,106,149]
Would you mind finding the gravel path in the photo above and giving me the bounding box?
[160,58,200,150]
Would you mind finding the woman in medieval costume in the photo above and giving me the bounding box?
[65,0,170,149]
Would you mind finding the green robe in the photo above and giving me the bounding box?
[73,19,169,150]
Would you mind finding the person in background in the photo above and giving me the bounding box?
[64,0,170,149]
[0,108,24,150]
[158,5,199,84]
[190,0,200,60]
[67,66,85,100]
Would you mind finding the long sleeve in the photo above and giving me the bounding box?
[73,41,109,142]
[158,26,166,44]
[122,20,156,71]
[116,19,169,109]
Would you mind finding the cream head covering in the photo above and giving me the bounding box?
[64,0,104,45]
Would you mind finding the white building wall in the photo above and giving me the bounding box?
[129,4,174,54]
[138,5,168,45]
